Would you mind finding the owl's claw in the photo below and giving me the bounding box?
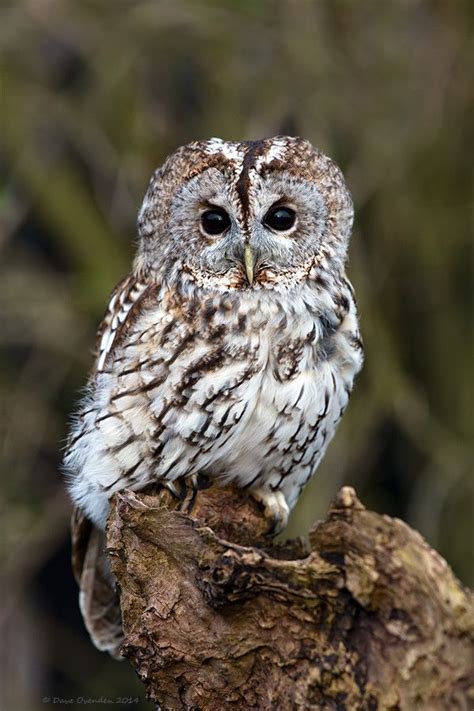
[251,488,290,535]
[165,481,186,501]
[191,472,212,491]
[164,474,213,512]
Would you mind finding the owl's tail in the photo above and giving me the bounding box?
[71,507,123,659]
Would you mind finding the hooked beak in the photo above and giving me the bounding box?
[243,244,254,286]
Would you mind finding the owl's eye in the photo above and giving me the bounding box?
[201,208,231,235]
[264,206,296,231]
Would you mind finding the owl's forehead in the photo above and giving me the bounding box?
[185,137,318,208]
[164,136,316,184]
[200,136,318,178]
[203,137,290,169]
[202,137,318,215]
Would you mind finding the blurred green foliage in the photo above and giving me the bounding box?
[0,1,472,709]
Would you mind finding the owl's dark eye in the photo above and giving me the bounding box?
[201,208,231,235]
[263,206,296,231]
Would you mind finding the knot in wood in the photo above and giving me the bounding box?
[199,547,268,606]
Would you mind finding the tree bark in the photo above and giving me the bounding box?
[105,485,473,710]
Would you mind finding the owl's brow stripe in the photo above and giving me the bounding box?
[235,140,266,231]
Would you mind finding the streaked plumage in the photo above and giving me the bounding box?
[64,136,363,532]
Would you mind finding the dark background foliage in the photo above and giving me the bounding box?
[1,1,472,709]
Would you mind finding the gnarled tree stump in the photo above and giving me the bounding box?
[105,486,473,710]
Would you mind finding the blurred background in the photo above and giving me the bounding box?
[1,1,472,709]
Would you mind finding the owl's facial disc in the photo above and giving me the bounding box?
[166,166,329,290]
[137,137,353,288]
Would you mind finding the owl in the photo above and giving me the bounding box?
[64,136,363,537]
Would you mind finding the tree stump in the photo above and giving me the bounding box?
[104,486,473,710]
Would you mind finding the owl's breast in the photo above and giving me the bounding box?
[65,282,362,526]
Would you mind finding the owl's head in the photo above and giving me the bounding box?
[136,137,353,291]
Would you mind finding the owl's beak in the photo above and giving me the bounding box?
[243,244,254,286]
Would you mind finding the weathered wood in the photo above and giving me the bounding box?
[106,486,474,710]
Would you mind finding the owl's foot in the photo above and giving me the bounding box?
[251,488,290,535]
[165,474,212,514]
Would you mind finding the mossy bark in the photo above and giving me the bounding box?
[105,486,473,710]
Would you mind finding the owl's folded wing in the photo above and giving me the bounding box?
[70,273,150,656]
[94,274,149,373]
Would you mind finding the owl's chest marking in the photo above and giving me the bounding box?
[65,280,361,528]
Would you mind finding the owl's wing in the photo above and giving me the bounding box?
[94,274,149,373]
[64,274,150,454]
[70,274,149,657]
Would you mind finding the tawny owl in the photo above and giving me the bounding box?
[64,136,363,537]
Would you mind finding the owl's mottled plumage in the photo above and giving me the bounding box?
[64,136,363,532]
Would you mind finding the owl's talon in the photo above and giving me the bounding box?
[251,488,290,535]
[164,474,213,513]
[165,481,186,501]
